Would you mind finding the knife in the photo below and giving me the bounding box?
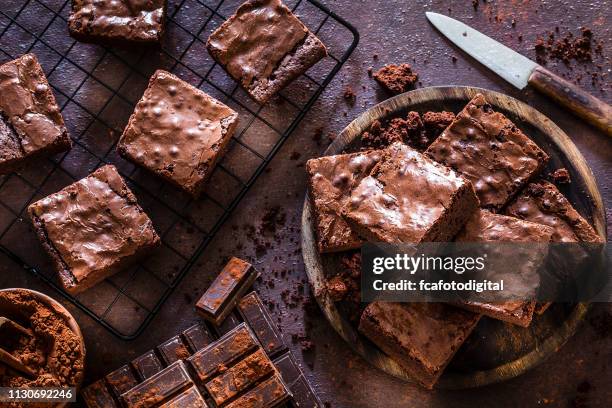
[426,12,612,136]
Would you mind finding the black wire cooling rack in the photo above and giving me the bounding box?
[0,0,358,339]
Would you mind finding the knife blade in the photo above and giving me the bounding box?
[426,12,612,136]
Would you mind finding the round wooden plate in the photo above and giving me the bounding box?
[300,86,607,389]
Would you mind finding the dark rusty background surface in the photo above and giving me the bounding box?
[1,0,611,407]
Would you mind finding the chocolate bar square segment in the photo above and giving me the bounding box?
[206,348,275,406]
[121,360,194,408]
[274,352,323,408]
[238,291,287,357]
[306,150,382,253]
[182,323,214,353]
[105,364,139,399]
[207,0,327,104]
[359,302,481,389]
[224,374,290,408]
[28,165,160,294]
[69,0,167,43]
[117,70,239,197]
[131,350,164,380]
[214,311,242,336]
[187,323,259,383]
[426,94,549,210]
[195,257,258,325]
[456,209,554,327]
[0,54,71,175]
[341,142,479,244]
[81,379,119,408]
[157,335,191,365]
[158,386,209,408]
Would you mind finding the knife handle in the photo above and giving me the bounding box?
[528,66,612,136]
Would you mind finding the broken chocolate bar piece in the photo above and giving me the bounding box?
[238,291,287,357]
[196,257,258,325]
[359,302,481,389]
[225,374,290,408]
[159,386,208,408]
[81,379,119,408]
[182,323,214,353]
[131,350,164,380]
[105,364,138,399]
[206,348,275,406]
[121,360,194,408]
[187,323,259,383]
[274,352,323,408]
[158,335,191,365]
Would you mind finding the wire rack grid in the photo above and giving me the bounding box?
[0,0,358,339]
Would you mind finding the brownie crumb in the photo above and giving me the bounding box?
[372,64,418,94]
[550,168,571,184]
[343,86,356,105]
[326,275,349,301]
[534,27,601,64]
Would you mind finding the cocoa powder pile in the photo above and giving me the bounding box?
[0,290,84,399]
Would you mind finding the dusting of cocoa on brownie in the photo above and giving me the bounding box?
[372,64,418,94]
[361,110,455,151]
[550,168,571,184]
[0,290,84,398]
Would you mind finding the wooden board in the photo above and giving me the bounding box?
[300,86,607,389]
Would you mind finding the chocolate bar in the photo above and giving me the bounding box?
[81,379,119,408]
[131,350,164,380]
[121,360,194,408]
[158,335,191,365]
[224,374,290,408]
[196,257,258,325]
[274,352,323,408]
[187,323,259,383]
[238,291,287,357]
[105,365,138,399]
[205,348,275,406]
[214,311,242,336]
[182,323,214,353]
[158,386,209,408]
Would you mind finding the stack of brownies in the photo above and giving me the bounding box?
[306,93,603,388]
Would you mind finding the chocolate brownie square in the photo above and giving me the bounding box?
[69,0,167,43]
[28,165,160,294]
[117,70,239,197]
[0,54,71,175]
[207,0,327,104]
[359,302,481,389]
[426,94,549,211]
[341,142,479,243]
[456,209,554,326]
[306,150,382,252]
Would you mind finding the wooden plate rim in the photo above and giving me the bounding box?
[300,86,606,389]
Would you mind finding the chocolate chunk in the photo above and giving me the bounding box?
[373,64,418,94]
[0,54,71,175]
[306,150,381,253]
[426,94,549,210]
[182,324,214,353]
[117,70,239,197]
[105,365,138,399]
[274,352,323,408]
[224,374,290,408]
[205,348,275,406]
[157,335,191,365]
[121,361,194,408]
[28,165,160,294]
[359,302,480,389]
[238,291,287,357]
[68,0,167,43]
[207,0,327,104]
[158,386,208,408]
[81,379,119,408]
[341,142,479,243]
[131,350,164,381]
[196,257,258,325]
[187,323,259,383]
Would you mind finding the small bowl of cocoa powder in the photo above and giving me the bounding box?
[0,289,86,407]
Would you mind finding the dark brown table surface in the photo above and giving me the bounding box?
[1,1,611,407]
